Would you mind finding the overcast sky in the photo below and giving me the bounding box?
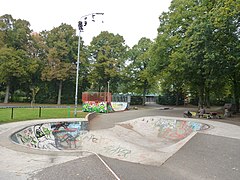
[0,0,172,47]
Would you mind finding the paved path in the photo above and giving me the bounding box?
[1,104,240,180]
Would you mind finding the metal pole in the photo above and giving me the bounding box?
[74,30,81,117]
[74,13,104,118]
[107,81,110,113]
[107,81,110,102]
[68,106,71,117]
[11,108,14,119]
[39,107,42,118]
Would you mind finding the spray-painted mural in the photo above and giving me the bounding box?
[11,121,132,158]
[82,101,113,113]
[140,118,209,140]
[11,121,88,150]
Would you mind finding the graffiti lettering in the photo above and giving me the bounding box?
[104,145,131,158]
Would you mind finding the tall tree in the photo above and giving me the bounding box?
[126,38,153,105]
[0,48,38,103]
[88,31,127,93]
[0,14,32,51]
[149,0,195,105]
[150,0,239,109]
[0,14,39,103]
[210,0,240,112]
[41,24,77,104]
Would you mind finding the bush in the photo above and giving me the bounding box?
[157,92,184,105]
[130,96,143,105]
[0,91,5,102]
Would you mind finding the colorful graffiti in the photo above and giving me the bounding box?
[11,118,209,165]
[82,101,113,113]
[154,119,209,140]
[111,102,128,111]
[11,121,88,150]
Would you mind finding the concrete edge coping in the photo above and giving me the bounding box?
[85,112,97,122]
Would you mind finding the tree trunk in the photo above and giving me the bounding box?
[57,81,62,105]
[142,80,148,106]
[4,82,10,103]
[198,86,204,109]
[175,91,179,106]
[31,86,40,106]
[205,88,210,108]
[233,79,239,113]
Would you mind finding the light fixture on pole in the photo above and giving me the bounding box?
[107,80,110,102]
[0,17,13,31]
[74,13,104,117]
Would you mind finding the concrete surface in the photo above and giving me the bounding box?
[31,133,240,180]
[8,117,210,166]
[0,104,240,180]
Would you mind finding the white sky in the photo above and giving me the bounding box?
[0,0,171,47]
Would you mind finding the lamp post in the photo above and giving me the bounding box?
[107,80,110,102]
[74,13,104,117]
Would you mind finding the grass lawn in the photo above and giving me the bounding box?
[0,107,88,124]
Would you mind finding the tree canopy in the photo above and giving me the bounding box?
[88,31,127,93]
[0,3,239,110]
[149,0,240,110]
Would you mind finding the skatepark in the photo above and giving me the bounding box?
[0,104,240,179]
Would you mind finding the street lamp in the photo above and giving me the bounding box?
[0,17,13,31]
[107,80,110,102]
[74,13,104,117]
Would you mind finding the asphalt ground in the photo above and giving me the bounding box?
[31,133,240,180]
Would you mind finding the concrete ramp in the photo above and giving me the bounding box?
[11,117,209,165]
[111,102,128,111]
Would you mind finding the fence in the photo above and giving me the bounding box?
[0,106,80,122]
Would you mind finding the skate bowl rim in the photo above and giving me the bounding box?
[6,116,211,156]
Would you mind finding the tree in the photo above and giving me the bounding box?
[126,38,154,105]
[0,47,38,103]
[149,0,195,105]
[26,32,48,105]
[210,0,240,112]
[0,14,32,51]
[41,48,74,105]
[150,0,240,109]
[41,24,77,104]
[0,15,39,103]
[88,31,127,93]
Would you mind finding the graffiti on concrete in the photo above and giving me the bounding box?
[104,145,131,158]
[82,134,99,143]
[154,118,209,140]
[11,117,209,164]
[12,121,88,150]
[111,102,128,111]
[15,127,39,148]
[82,101,113,113]
[82,101,107,113]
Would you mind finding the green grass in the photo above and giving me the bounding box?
[0,107,88,124]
